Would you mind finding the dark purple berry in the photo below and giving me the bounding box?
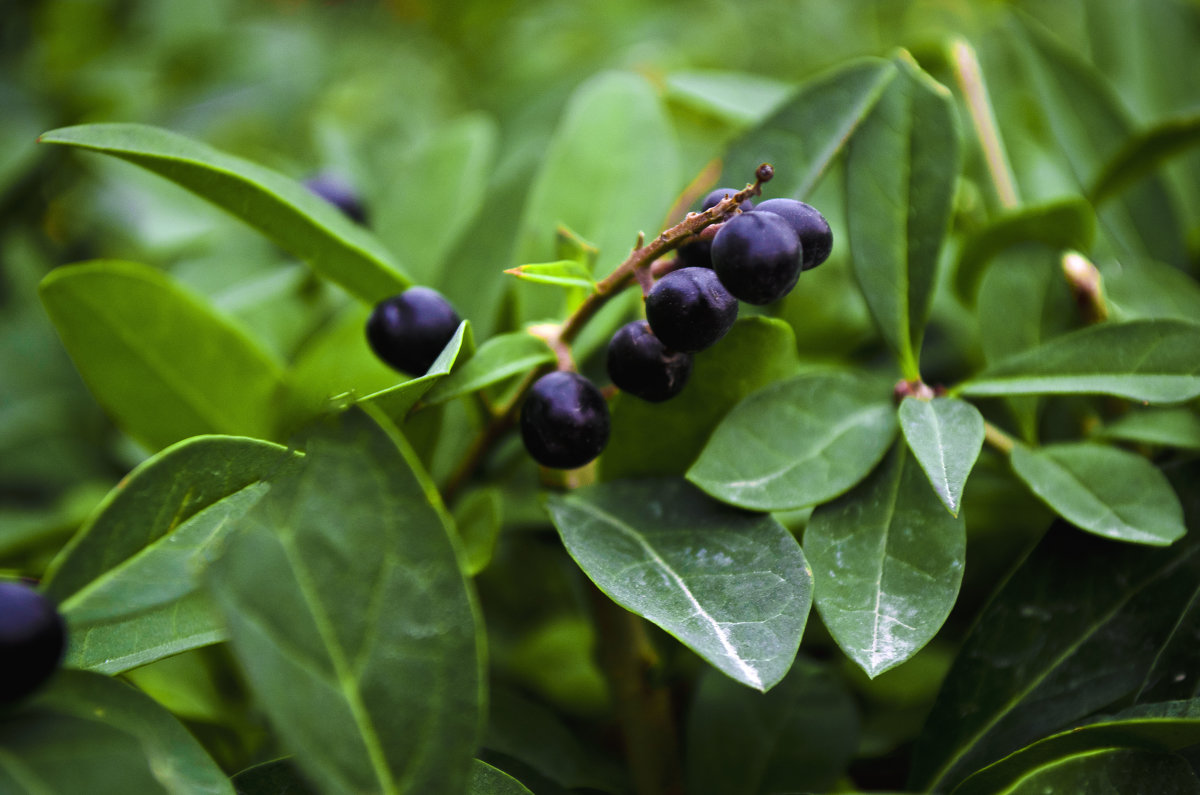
[645,267,738,353]
[607,321,693,402]
[674,188,755,269]
[304,172,368,225]
[366,287,462,376]
[711,211,802,305]
[700,187,754,214]
[520,372,610,469]
[754,198,833,270]
[0,582,66,704]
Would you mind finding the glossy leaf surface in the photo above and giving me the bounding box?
[960,319,1200,404]
[207,409,483,795]
[469,760,535,795]
[40,260,287,451]
[688,370,896,511]
[993,748,1200,794]
[845,53,961,377]
[424,330,554,406]
[0,670,233,794]
[898,397,985,516]
[806,445,965,678]
[1097,408,1200,451]
[39,123,409,302]
[546,478,812,692]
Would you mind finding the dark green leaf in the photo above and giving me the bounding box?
[231,758,316,795]
[687,370,896,512]
[959,319,1200,404]
[953,199,1095,304]
[898,397,985,516]
[1090,113,1200,204]
[503,260,597,290]
[991,748,1200,794]
[546,478,812,692]
[721,58,897,199]
[39,124,409,303]
[0,670,233,794]
[424,330,554,407]
[954,700,1200,795]
[39,260,288,451]
[207,408,483,795]
[845,52,961,378]
[469,760,535,795]
[1011,443,1185,546]
[602,317,800,481]
[910,509,1200,792]
[685,657,859,795]
[1096,408,1200,451]
[806,445,965,678]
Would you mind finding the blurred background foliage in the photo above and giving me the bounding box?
[2,0,1199,786]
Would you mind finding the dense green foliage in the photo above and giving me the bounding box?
[2,1,1200,793]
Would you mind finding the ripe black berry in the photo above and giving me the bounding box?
[304,173,368,225]
[645,267,738,353]
[675,188,755,269]
[711,211,802,305]
[754,198,833,270]
[0,582,66,704]
[366,287,462,376]
[520,372,610,469]
[607,321,693,402]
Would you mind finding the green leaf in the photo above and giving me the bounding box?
[687,370,897,512]
[721,57,897,199]
[38,123,409,303]
[1090,113,1200,204]
[0,670,234,794]
[1010,443,1185,546]
[960,319,1200,404]
[685,657,859,795]
[805,444,966,678]
[953,700,1200,795]
[992,748,1200,795]
[207,408,483,795]
[546,478,812,692]
[469,760,535,795]
[899,397,985,516]
[230,758,316,795]
[953,199,1096,304]
[41,436,297,673]
[910,497,1200,792]
[1096,407,1200,451]
[423,329,554,407]
[39,260,288,451]
[357,320,471,420]
[1106,259,1200,324]
[503,260,597,290]
[452,488,502,576]
[602,317,801,481]
[845,53,961,378]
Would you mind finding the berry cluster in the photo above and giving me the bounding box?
[0,581,67,705]
[364,169,832,477]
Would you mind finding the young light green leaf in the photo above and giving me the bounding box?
[721,57,897,199]
[452,488,502,576]
[953,699,1200,795]
[603,317,801,481]
[357,320,471,420]
[1011,443,1185,546]
[469,760,535,795]
[685,657,859,795]
[1089,113,1200,204]
[1096,407,1200,451]
[39,260,288,451]
[805,445,966,678]
[504,260,597,290]
[960,319,1200,404]
[899,397,985,516]
[845,53,961,378]
[546,478,812,692]
[990,748,1200,795]
[687,370,896,512]
[207,408,483,795]
[0,670,234,794]
[423,329,554,406]
[953,199,1096,304]
[38,123,409,303]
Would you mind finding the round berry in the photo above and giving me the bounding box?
[304,172,368,225]
[711,211,802,305]
[520,372,610,469]
[607,321,693,403]
[366,287,462,376]
[674,188,755,269]
[754,198,833,270]
[645,267,738,353]
[700,187,754,214]
[0,582,66,705]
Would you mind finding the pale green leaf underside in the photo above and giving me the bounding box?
[547,478,812,692]
[357,321,471,420]
[39,123,408,303]
[424,329,554,406]
[899,397,985,516]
